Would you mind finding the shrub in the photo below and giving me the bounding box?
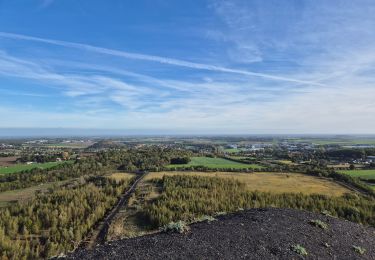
[309,219,328,230]
[352,245,366,255]
[321,210,334,217]
[195,215,217,223]
[291,244,308,256]
[162,221,190,233]
[170,157,191,164]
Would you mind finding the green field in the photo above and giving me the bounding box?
[223,148,240,153]
[288,137,375,145]
[0,161,71,174]
[338,169,375,180]
[167,156,263,169]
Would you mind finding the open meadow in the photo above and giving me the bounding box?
[338,169,375,180]
[0,161,71,174]
[167,156,263,169]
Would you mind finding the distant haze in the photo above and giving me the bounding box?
[0,128,375,138]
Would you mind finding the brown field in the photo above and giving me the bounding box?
[0,156,19,167]
[145,171,352,196]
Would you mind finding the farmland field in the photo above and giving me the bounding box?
[167,156,262,169]
[338,169,375,180]
[287,137,375,145]
[145,171,352,196]
[0,161,72,174]
[45,141,94,148]
[0,156,19,167]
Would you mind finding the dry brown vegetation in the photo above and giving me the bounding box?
[107,172,136,182]
[145,171,352,196]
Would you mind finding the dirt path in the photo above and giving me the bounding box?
[80,171,148,249]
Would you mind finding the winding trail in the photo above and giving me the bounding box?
[80,171,148,249]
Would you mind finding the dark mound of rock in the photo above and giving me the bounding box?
[68,208,375,260]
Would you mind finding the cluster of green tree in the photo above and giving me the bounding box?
[170,157,191,164]
[144,175,375,228]
[96,147,192,171]
[85,140,126,151]
[324,149,367,159]
[221,156,258,164]
[288,148,375,162]
[166,165,271,172]
[19,151,70,163]
[0,176,130,259]
[288,149,326,162]
[0,153,16,157]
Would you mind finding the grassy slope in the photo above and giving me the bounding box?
[338,169,375,180]
[0,161,72,174]
[167,156,262,169]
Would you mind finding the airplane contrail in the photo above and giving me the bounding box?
[0,32,323,86]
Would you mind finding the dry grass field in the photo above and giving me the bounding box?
[107,172,136,182]
[145,171,352,196]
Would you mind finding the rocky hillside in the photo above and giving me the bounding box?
[67,208,375,259]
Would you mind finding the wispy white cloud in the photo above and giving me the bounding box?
[0,31,323,86]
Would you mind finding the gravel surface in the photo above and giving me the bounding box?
[67,208,375,260]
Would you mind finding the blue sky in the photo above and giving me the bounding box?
[0,0,375,134]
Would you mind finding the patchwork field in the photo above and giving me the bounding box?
[167,156,262,169]
[145,171,352,196]
[0,161,71,174]
[338,169,375,180]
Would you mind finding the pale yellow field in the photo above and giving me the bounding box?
[277,160,297,165]
[107,172,136,182]
[145,171,352,196]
